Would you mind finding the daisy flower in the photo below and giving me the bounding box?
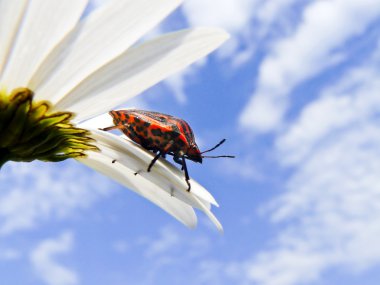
[0,0,228,231]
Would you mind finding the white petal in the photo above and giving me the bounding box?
[86,129,224,231]
[1,0,88,89]
[83,130,223,230]
[86,127,219,208]
[32,0,182,103]
[88,129,211,209]
[192,195,223,233]
[0,0,28,79]
[79,151,197,228]
[58,28,229,122]
[78,112,115,130]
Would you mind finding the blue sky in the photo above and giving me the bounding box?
[2,0,380,284]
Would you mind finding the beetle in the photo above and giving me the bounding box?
[101,109,234,191]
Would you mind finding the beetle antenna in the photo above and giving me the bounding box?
[202,155,235,158]
[200,139,234,159]
[201,139,226,154]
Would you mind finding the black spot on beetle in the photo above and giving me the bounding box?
[151,128,163,136]
[176,140,185,147]
[170,131,180,138]
[164,132,172,140]
[146,138,154,145]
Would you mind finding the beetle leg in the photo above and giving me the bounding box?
[173,156,185,170]
[146,141,173,172]
[147,152,162,172]
[100,124,127,131]
[173,155,182,165]
[181,155,191,191]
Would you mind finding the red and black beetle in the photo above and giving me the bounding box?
[101,109,234,191]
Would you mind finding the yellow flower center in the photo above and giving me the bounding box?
[0,87,98,168]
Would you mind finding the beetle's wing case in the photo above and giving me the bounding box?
[110,110,186,150]
[126,109,180,135]
[128,109,175,124]
[127,110,191,146]
[130,110,197,146]
[173,118,197,146]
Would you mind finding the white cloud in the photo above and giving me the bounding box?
[277,63,380,166]
[236,41,380,285]
[181,0,255,64]
[181,0,300,62]
[137,226,213,284]
[164,74,188,104]
[144,226,181,259]
[30,231,78,285]
[163,62,203,105]
[182,0,256,34]
[239,0,380,132]
[248,124,380,285]
[255,0,305,30]
[195,260,252,285]
[0,160,112,235]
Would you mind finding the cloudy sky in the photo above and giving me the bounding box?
[2,0,380,284]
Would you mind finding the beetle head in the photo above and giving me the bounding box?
[186,144,203,163]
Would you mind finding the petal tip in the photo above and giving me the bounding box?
[198,27,230,43]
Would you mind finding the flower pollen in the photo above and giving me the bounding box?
[0,87,98,168]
